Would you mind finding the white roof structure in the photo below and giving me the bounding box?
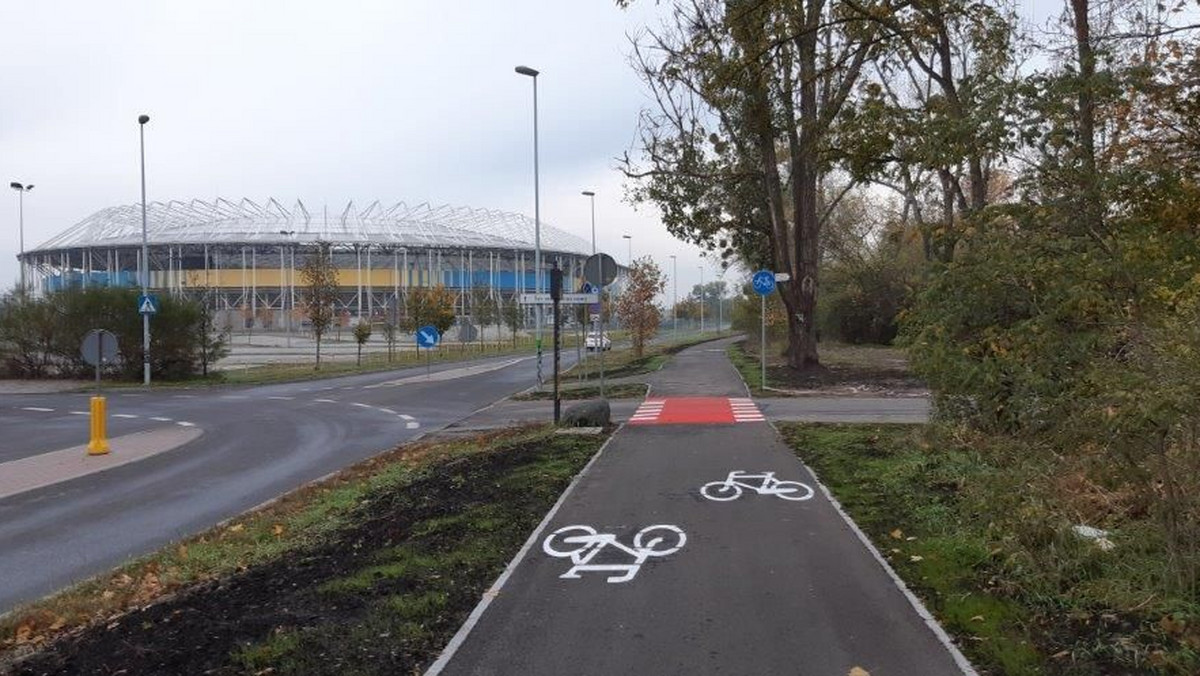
[29,198,592,255]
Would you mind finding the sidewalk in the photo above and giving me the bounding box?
[429,339,971,675]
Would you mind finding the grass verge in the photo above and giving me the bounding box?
[1,426,609,675]
[511,382,648,401]
[728,339,923,395]
[780,423,1200,675]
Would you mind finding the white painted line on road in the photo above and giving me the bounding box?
[112,414,139,419]
[221,395,249,400]
[378,407,396,415]
[769,420,980,676]
[400,414,415,420]
[171,394,196,399]
[405,421,420,429]
[176,421,196,427]
[69,411,89,416]
[424,428,621,676]
[341,387,355,390]
[150,417,173,422]
[314,398,337,403]
[351,402,373,409]
[700,471,813,502]
[267,396,294,401]
[20,407,54,412]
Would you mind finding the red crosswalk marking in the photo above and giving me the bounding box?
[627,397,765,425]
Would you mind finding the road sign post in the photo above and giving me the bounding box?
[752,270,777,391]
[80,329,118,456]
[584,253,618,400]
[416,325,440,378]
[551,265,563,424]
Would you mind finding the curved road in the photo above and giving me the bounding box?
[0,352,569,613]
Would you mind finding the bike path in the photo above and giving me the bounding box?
[433,341,972,675]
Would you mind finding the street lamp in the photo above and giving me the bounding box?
[9,182,33,292]
[622,234,632,266]
[138,114,151,386]
[581,191,596,255]
[279,230,296,348]
[515,64,543,386]
[699,265,705,333]
[669,254,677,338]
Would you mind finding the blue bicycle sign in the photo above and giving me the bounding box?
[751,270,776,296]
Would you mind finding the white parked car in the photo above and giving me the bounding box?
[585,332,611,351]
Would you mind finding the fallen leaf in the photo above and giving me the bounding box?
[14,624,33,644]
[909,555,924,562]
[48,617,66,631]
[229,524,245,533]
[273,524,285,537]
[101,590,115,600]
[848,667,870,676]
[889,529,903,540]
[970,615,985,622]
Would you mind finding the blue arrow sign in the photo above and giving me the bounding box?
[751,270,776,296]
[137,294,160,315]
[416,325,441,349]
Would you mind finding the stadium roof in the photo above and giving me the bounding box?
[28,198,592,256]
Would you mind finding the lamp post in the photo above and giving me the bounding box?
[279,230,295,348]
[9,182,32,292]
[669,254,677,338]
[581,191,596,255]
[622,234,632,266]
[138,114,151,386]
[515,65,543,387]
[699,265,705,333]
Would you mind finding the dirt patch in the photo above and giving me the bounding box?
[4,431,603,676]
[733,339,926,396]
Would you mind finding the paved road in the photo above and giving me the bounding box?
[433,341,970,675]
[0,351,572,613]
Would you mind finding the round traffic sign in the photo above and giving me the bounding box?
[416,325,441,349]
[81,329,119,367]
[583,253,619,288]
[752,270,777,296]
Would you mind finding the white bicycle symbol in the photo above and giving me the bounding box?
[542,524,687,583]
[700,471,814,502]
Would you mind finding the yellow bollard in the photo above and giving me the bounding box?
[88,396,110,455]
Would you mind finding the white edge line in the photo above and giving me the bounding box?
[423,425,623,676]
[766,420,979,676]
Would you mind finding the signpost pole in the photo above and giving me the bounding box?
[761,293,767,390]
[599,260,606,399]
[95,332,103,393]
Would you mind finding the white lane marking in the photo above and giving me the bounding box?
[268,396,294,401]
[176,421,196,427]
[150,416,173,422]
[378,407,396,415]
[21,407,54,412]
[400,414,415,420]
[423,430,620,676]
[314,398,337,404]
[112,413,138,419]
[351,402,373,409]
[69,411,89,416]
[221,395,248,400]
[341,387,355,390]
[405,421,420,429]
[700,471,814,502]
[542,525,686,583]
[172,394,196,399]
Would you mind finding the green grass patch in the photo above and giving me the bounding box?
[511,381,648,401]
[780,423,1200,675]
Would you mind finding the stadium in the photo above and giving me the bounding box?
[18,198,606,332]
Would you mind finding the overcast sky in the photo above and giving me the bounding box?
[1,1,1070,300]
[0,0,736,300]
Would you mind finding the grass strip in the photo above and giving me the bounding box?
[780,422,1200,676]
[1,426,608,675]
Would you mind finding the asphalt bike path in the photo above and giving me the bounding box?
[434,341,971,675]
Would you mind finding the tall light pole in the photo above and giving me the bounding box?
[9,182,33,292]
[279,230,295,348]
[669,254,677,338]
[622,234,632,266]
[581,191,596,254]
[138,114,151,386]
[699,265,705,333]
[515,65,543,386]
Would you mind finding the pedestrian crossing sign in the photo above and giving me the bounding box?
[138,294,159,315]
